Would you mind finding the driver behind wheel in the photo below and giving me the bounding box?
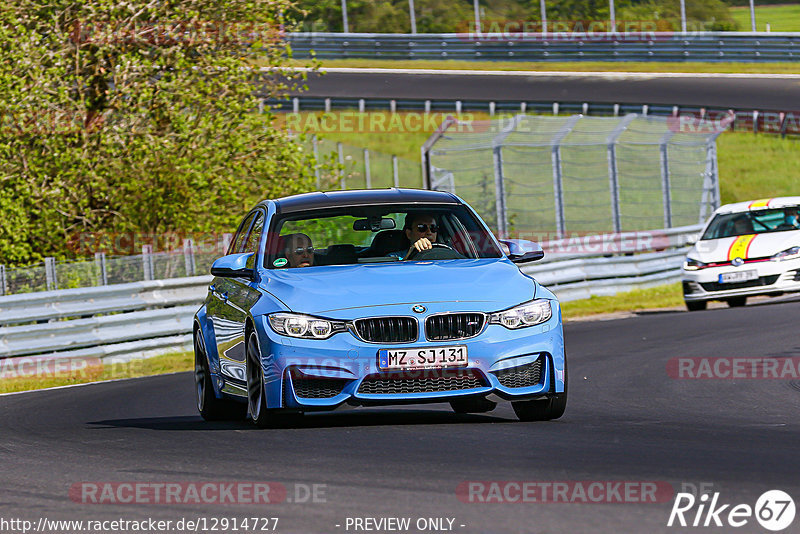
[388,213,438,260]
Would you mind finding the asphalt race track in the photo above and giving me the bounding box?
[2,298,800,534]
[294,68,800,110]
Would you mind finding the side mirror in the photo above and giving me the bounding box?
[211,253,255,280]
[499,239,545,264]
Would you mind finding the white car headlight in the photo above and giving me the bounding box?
[489,300,552,329]
[771,246,800,262]
[268,313,347,339]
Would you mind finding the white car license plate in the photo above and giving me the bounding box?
[719,270,758,283]
[378,346,468,371]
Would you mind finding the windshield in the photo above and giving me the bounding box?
[701,208,800,240]
[265,204,503,269]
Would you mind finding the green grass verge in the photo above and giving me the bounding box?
[0,350,193,394]
[293,58,800,74]
[560,283,684,319]
[730,4,800,32]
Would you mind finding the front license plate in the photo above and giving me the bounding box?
[378,346,468,371]
[719,270,758,283]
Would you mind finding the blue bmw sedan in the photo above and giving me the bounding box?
[194,189,566,426]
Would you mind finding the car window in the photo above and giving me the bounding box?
[242,212,264,255]
[229,212,256,254]
[702,208,800,240]
[266,204,502,269]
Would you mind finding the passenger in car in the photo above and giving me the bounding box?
[281,233,315,268]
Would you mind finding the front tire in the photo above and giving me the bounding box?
[513,358,567,422]
[246,331,272,428]
[195,330,246,421]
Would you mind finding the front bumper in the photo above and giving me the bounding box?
[247,303,565,410]
[682,258,800,302]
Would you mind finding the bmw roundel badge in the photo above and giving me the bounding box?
[412,305,426,313]
[732,257,744,267]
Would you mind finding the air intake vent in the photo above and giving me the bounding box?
[290,371,348,399]
[491,357,544,389]
[353,317,417,343]
[357,368,486,395]
[425,313,485,341]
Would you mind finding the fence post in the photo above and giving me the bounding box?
[492,146,509,239]
[606,114,637,234]
[0,264,6,296]
[659,130,676,229]
[142,245,154,281]
[312,135,321,190]
[364,148,371,188]
[222,233,233,256]
[45,257,58,291]
[94,252,108,286]
[551,115,580,239]
[337,142,345,189]
[392,155,399,187]
[184,239,196,277]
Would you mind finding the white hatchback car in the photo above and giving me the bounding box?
[682,197,800,311]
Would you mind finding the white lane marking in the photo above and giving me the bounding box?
[275,66,800,80]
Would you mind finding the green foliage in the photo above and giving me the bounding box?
[0,0,319,267]
[620,0,739,31]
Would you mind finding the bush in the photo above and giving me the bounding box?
[0,0,318,268]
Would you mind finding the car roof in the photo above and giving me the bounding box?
[267,188,461,214]
[713,196,800,215]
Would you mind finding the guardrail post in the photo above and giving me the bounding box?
[183,239,196,277]
[364,148,371,188]
[552,102,559,115]
[292,97,299,113]
[392,155,399,187]
[455,101,462,114]
[390,100,396,113]
[142,245,154,281]
[489,102,496,116]
[324,98,331,113]
[44,257,58,291]
[424,100,431,113]
[337,142,345,189]
[358,98,365,113]
[613,104,619,117]
[0,264,6,296]
[520,102,527,113]
[94,252,108,286]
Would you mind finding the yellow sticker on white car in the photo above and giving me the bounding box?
[748,198,772,209]
[728,234,756,261]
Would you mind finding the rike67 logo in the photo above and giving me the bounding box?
[668,490,796,531]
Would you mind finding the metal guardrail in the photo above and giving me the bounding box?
[0,226,701,367]
[288,32,800,62]
[277,96,800,138]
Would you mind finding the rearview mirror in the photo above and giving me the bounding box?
[211,253,255,280]
[353,217,396,231]
[499,239,545,264]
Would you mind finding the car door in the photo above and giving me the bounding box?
[211,210,265,384]
[207,211,257,383]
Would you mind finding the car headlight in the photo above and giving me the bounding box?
[489,300,552,329]
[684,258,707,271]
[268,313,348,339]
[771,246,800,262]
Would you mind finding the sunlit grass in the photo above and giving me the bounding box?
[730,4,800,32]
[0,351,193,394]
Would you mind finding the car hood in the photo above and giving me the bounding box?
[258,259,536,317]
[689,230,800,263]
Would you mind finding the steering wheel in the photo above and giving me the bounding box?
[405,243,464,261]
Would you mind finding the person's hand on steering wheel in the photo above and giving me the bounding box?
[407,237,433,258]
